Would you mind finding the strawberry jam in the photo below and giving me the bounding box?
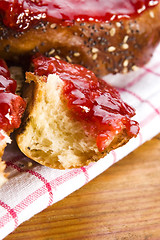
[0,59,26,134]
[0,0,158,31]
[33,56,139,152]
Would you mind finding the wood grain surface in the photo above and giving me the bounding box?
[5,134,160,240]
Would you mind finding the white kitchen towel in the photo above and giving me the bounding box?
[0,44,160,240]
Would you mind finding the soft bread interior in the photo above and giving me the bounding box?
[17,73,131,169]
[17,74,107,169]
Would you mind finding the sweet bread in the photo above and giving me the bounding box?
[0,59,26,185]
[0,1,159,76]
[1,0,158,172]
[16,56,139,169]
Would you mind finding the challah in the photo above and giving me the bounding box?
[0,0,159,76]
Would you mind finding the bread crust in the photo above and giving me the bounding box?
[0,159,7,187]
[0,135,8,187]
[0,4,159,76]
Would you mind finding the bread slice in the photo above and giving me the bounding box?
[16,57,139,169]
[0,3,159,77]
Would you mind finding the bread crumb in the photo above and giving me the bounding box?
[28,162,33,167]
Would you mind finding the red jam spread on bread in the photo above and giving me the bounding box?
[0,59,26,133]
[33,56,139,151]
[0,0,158,31]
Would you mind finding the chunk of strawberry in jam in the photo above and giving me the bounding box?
[0,59,26,133]
[33,56,139,152]
[0,0,158,31]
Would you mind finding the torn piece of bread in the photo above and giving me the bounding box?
[16,56,139,169]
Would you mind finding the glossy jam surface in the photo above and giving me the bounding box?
[0,59,26,133]
[33,56,139,151]
[0,0,158,31]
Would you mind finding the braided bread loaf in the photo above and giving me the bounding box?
[0,1,159,76]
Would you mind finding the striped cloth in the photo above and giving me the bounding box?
[0,44,160,239]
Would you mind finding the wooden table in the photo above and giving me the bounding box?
[5,134,160,240]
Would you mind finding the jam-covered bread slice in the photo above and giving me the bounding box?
[0,59,26,185]
[16,56,139,169]
[0,0,159,76]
